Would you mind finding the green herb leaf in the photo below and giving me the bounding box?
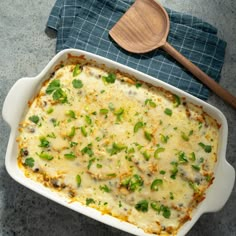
[198,142,212,153]
[135,82,142,88]
[24,157,35,168]
[178,152,188,164]
[39,137,50,148]
[72,79,83,88]
[135,200,149,212]
[64,152,76,159]
[99,184,111,193]
[81,143,94,157]
[29,115,40,124]
[170,192,174,200]
[86,198,95,206]
[102,73,116,84]
[76,174,81,187]
[164,108,172,116]
[46,80,60,94]
[52,88,67,103]
[151,179,163,191]
[121,174,144,191]
[134,121,144,133]
[73,64,82,77]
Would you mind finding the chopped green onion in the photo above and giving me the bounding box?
[85,115,92,125]
[64,152,76,159]
[150,179,163,191]
[178,152,188,164]
[173,94,181,107]
[46,107,54,114]
[170,162,178,179]
[73,64,82,77]
[87,158,95,169]
[144,131,152,141]
[66,110,76,119]
[107,143,127,156]
[164,108,172,116]
[37,152,53,161]
[100,108,109,115]
[181,132,189,141]
[198,142,212,153]
[80,126,87,137]
[24,157,35,168]
[191,165,200,171]
[160,134,169,143]
[154,147,165,159]
[68,126,76,138]
[142,151,151,161]
[145,99,157,108]
[189,152,196,161]
[134,121,144,133]
[76,174,81,187]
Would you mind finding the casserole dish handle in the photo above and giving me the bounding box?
[202,161,235,212]
[2,77,39,127]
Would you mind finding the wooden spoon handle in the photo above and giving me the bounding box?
[162,42,236,109]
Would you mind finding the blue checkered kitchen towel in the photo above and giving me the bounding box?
[47,0,227,100]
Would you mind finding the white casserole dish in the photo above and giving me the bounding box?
[2,48,235,236]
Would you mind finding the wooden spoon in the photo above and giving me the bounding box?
[109,0,236,109]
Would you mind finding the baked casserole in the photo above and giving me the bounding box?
[17,54,220,235]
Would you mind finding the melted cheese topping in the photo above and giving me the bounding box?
[17,56,219,235]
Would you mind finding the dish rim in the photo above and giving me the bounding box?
[2,48,235,236]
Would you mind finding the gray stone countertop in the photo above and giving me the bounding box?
[0,0,235,235]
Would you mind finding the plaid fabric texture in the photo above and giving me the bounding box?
[47,0,226,100]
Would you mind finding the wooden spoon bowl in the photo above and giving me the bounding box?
[109,0,236,109]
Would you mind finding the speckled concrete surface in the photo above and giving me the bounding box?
[0,0,235,235]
